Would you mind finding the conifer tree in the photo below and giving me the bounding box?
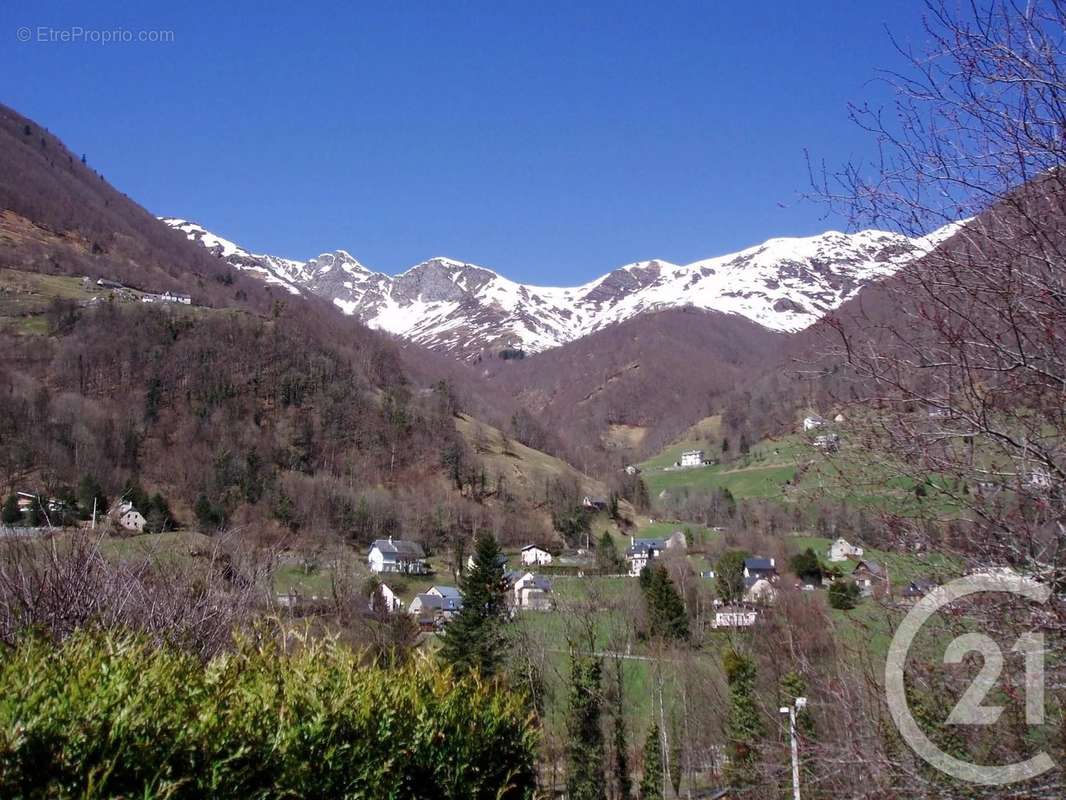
[1,494,20,525]
[723,648,763,787]
[640,564,689,641]
[439,532,509,676]
[608,657,632,800]
[565,641,606,800]
[638,723,663,800]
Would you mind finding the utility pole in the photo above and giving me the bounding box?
[779,696,806,800]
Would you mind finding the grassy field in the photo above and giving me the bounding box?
[786,534,961,587]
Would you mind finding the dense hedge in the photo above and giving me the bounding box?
[0,631,537,799]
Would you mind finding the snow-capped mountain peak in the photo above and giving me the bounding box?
[162,217,959,359]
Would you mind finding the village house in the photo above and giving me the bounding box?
[827,537,864,562]
[852,559,889,597]
[743,576,778,605]
[111,501,146,532]
[743,556,777,582]
[508,571,553,611]
[408,585,463,628]
[679,449,705,467]
[813,433,840,452]
[582,495,608,511]
[520,544,553,566]
[900,580,938,604]
[367,537,428,574]
[712,605,758,629]
[803,415,827,431]
[624,464,641,475]
[466,552,508,571]
[625,531,687,576]
[369,582,404,613]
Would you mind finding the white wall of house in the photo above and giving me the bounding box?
[680,450,704,467]
[521,547,552,566]
[368,547,387,573]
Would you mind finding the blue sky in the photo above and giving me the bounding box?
[1,1,931,282]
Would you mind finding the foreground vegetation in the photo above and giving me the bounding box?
[0,629,536,800]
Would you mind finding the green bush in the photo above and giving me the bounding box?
[0,630,537,799]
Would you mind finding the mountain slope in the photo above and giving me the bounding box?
[163,218,960,360]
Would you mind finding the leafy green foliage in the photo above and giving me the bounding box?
[0,629,537,799]
[439,533,509,677]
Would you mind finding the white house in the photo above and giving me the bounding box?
[370,583,404,613]
[624,465,641,475]
[743,577,778,605]
[625,532,687,577]
[803,415,827,431]
[520,545,553,566]
[511,572,552,610]
[112,501,146,532]
[427,585,463,617]
[827,537,864,562]
[466,553,508,571]
[367,538,428,574]
[813,433,840,452]
[713,605,758,628]
[582,495,608,511]
[680,449,704,467]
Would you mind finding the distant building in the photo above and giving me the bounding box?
[743,557,777,582]
[427,585,463,617]
[827,537,864,562]
[803,415,827,431]
[900,580,937,604]
[466,552,508,571]
[743,576,778,604]
[813,433,840,452]
[96,278,125,290]
[367,538,428,574]
[520,544,553,566]
[713,605,758,628]
[625,531,687,576]
[111,501,146,532]
[510,572,552,610]
[852,559,889,597]
[624,465,641,475]
[680,449,704,467]
[582,496,608,511]
[370,583,404,613]
[160,291,192,305]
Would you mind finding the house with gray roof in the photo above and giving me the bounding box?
[368,537,428,574]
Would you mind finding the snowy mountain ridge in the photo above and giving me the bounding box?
[162,217,959,358]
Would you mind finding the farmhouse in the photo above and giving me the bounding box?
[510,571,552,610]
[712,605,758,629]
[367,537,428,574]
[624,465,641,475]
[111,501,146,532]
[900,580,937,604]
[743,557,777,582]
[813,433,840,452]
[369,582,404,613]
[427,585,463,615]
[520,544,553,566]
[680,449,705,467]
[852,559,889,597]
[803,415,827,431]
[582,496,608,511]
[625,531,688,576]
[827,537,864,562]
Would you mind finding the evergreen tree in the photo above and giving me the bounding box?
[608,658,632,800]
[439,532,509,676]
[640,565,689,641]
[596,531,622,574]
[827,580,860,610]
[789,548,823,583]
[638,723,663,800]
[76,474,107,520]
[1,494,20,525]
[565,645,606,800]
[723,648,763,788]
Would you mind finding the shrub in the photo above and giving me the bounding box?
[0,629,538,799]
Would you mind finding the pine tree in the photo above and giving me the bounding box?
[1,494,20,525]
[608,658,632,800]
[641,565,689,641]
[723,648,763,787]
[639,723,663,800]
[565,639,606,800]
[596,531,622,574]
[439,532,509,676]
[76,474,107,520]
